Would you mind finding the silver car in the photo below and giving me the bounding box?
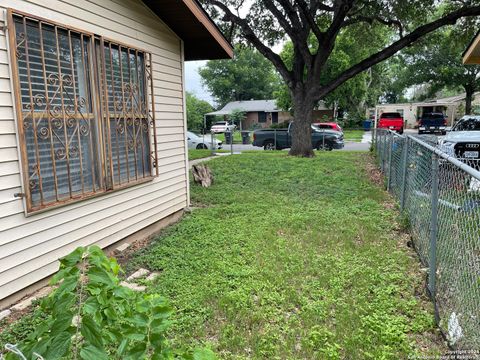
[439,115,480,160]
[187,131,222,150]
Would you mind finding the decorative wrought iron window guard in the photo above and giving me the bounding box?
[7,9,159,213]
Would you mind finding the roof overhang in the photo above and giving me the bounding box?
[142,0,233,61]
[463,31,480,65]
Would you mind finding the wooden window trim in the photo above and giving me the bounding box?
[7,8,159,215]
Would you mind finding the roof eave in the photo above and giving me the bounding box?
[142,0,233,61]
[463,31,480,65]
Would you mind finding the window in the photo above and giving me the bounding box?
[9,11,158,212]
[258,112,266,123]
[272,112,278,124]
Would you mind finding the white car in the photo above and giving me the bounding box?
[210,121,236,134]
[187,131,222,150]
[439,115,480,159]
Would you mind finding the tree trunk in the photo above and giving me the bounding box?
[465,85,474,115]
[289,92,315,157]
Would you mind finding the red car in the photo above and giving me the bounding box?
[312,122,343,133]
[378,112,404,134]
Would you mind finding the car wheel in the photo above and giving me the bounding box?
[418,130,423,135]
[441,131,446,135]
[317,141,333,151]
[398,128,404,135]
[264,140,275,151]
[196,143,208,150]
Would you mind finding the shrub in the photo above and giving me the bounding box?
[1,246,214,360]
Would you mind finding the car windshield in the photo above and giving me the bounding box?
[424,113,444,119]
[453,117,480,131]
[381,112,401,118]
[213,122,227,126]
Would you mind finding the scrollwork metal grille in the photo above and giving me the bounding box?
[9,11,158,212]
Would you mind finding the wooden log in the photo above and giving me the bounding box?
[192,164,213,187]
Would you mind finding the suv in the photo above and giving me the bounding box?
[418,113,448,135]
[210,121,236,134]
[439,115,480,160]
[378,112,404,134]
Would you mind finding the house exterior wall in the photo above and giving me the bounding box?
[0,0,189,302]
[375,103,459,128]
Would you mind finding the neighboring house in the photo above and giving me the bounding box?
[369,94,480,128]
[0,0,232,307]
[206,99,334,129]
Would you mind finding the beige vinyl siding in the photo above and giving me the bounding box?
[0,0,189,301]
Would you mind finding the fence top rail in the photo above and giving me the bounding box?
[380,129,480,181]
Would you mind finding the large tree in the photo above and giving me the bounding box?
[199,45,279,107]
[186,92,213,131]
[275,23,403,124]
[396,18,480,114]
[201,0,480,156]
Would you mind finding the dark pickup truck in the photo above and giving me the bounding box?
[252,123,344,150]
[418,113,448,135]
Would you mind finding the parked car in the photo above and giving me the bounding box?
[187,131,222,150]
[378,112,404,134]
[312,122,343,133]
[252,123,344,151]
[210,121,236,133]
[439,115,480,160]
[418,113,448,135]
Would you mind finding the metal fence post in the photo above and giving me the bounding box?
[274,129,277,150]
[383,132,388,172]
[400,136,409,211]
[230,129,234,154]
[387,133,394,191]
[428,153,440,311]
[211,132,215,156]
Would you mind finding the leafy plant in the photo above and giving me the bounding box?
[2,246,214,360]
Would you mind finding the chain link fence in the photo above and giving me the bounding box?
[374,129,480,350]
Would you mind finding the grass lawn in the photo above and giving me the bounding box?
[0,152,442,359]
[133,152,441,358]
[343,129,365,142]
[189,149,213,160]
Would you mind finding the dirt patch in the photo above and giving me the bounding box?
[362,153,384,187]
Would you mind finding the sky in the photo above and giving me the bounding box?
[185,60,214,104]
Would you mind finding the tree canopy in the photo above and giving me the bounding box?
[186,92,213,131]
[274,23,406,125]
[199,45,280,107]
[395,17,480,114]
[201,0,480,156]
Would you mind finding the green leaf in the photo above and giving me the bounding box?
[113,285,134,299]
[60,246,85,267]
[44,332,72,360]
[88,267,115,287]
[51,311,75,335]
[123,341,147,360]
[83,297,100,315]
[81,315,103,349]
[79,345,109,360]
[117,338,129,355]
[193,348,217,360]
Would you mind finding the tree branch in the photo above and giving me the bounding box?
[204,0,293,84]
[343,15,404,37]
[296,0,324,41]
[318,5,480,99]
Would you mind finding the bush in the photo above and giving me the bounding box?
[1,246,214,360]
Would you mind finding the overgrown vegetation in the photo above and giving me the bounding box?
[0,247,212,359]
[131,152,441,358]
[1,153,443,359]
